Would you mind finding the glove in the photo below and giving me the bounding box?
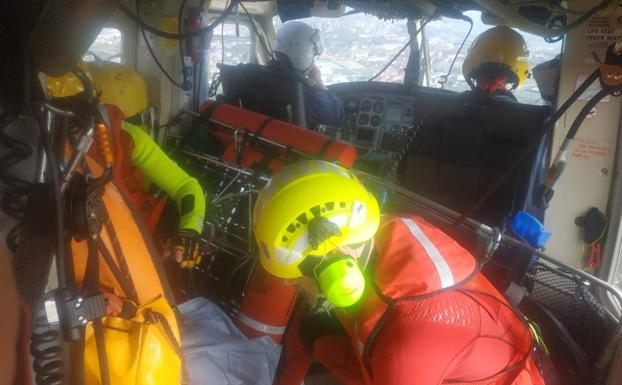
[172,229,202,269]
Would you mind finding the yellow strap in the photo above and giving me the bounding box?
[122,122,206,234]
[525,317,550,356]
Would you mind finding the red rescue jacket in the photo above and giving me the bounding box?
[338,215,545,385]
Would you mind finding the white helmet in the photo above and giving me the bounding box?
[274,21,324,71]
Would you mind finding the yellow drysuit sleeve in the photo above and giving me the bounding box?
[122,121,205,234]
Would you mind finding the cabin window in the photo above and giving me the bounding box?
[273,14,410,84]
[424,11,563,105]
[208,22,253,79]
[83,27,124,63]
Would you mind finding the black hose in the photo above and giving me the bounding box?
[453,69,601,225]
[567,88,610,140]
[33,107,67,288]
[119,0,238,40]
[178,0,189,87]
[546,70,600,127]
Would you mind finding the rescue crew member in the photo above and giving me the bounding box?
[253,160,546,385]
[271,21,344,127]
[462,25,530,101]
[48,63,206,268]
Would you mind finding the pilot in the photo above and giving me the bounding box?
[271,21,344,127]
[254,160,547,385]
[462,25,530,101]
[48,63,206,269]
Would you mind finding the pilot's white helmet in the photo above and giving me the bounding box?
[274,21,324,72]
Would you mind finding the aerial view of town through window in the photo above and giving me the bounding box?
[275,11,563,105]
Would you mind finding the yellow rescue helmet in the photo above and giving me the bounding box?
[46,61,148,119]
[253,160,380,279]
[46,62,94,98]
[462,26,529,89]
[88,62,149,119]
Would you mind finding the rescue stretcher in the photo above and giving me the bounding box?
[165,101,622,384]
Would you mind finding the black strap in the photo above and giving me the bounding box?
[102,215,139,302]
[97,239,138,302]
[147,310,191,385]
[86,234,112,385]
[12,185,57,315]
[249,118,276,172]
[255,117,273,139]
[196,101,222,125]
[318,138,334,158]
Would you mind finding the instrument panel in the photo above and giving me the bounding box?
[320,92,416,153]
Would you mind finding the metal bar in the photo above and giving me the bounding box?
[181,150,271,181]
[206,118,311,159]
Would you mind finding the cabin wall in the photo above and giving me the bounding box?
[545,0,622,274]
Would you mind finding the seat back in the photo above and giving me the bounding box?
[218,63,307,128]
[402,89,551,227]
[399,89,551,290]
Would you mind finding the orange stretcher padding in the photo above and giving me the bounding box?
[199,100,356,173]
[236,263,298,344]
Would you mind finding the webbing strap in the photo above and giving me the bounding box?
[255,117,274,138]
[318,138,334,158]
[237,312,287,335]
[12,185,57,315]
[197,101,222,125]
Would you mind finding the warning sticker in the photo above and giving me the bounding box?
[571,139,609,160]
[584,14,622,63]
[575,74,612,103]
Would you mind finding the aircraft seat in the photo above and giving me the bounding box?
[401,88,552,289]
[217,63,307,128]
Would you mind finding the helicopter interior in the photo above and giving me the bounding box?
[2,1,622,385]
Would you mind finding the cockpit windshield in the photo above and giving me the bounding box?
[274,11,562,105]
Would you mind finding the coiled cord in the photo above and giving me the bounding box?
[30,314,64,385]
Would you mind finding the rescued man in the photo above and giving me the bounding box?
[252,160,547,385]
[270,21,344,127]
[462,25,530,102]
[48,62,206,268]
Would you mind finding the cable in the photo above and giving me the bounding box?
[221,0,227,67]
[438,15,473,89]
[178,0,189,88]
[137,0,182,88]
[368,18,431,82]
[119,0,238,40]
[32,107,67,288]
[238,1,275,61]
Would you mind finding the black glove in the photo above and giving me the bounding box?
[173,229,202,269]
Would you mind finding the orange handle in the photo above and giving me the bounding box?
[96,123,114,166]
